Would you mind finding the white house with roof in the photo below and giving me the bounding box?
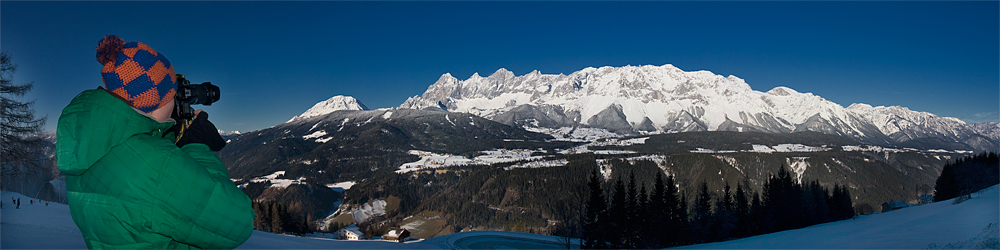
[382,228,411,242]
[335,224,364,240]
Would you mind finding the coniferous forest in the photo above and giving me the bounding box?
[582,165,854,249]
[933,152,999,202]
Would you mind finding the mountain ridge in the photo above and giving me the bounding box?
[398,64,998,152]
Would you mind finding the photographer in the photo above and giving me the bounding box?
[56,35,252,249]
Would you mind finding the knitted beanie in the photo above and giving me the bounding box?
[96,35,176,113]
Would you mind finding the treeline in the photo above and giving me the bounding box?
[416,155,594,232]
[583,166,854,248]
[251,200,315,235]
[934,152,999,202]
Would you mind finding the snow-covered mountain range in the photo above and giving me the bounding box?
[287,95,368,123]
[398,64,998,151]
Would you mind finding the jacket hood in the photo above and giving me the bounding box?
[56,89,176,176]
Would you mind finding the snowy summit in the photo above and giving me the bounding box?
[400,64,999,151]
[288,95,368,123]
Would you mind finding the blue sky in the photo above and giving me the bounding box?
[2,1,997,133]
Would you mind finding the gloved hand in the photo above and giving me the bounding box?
[175,111,227,151]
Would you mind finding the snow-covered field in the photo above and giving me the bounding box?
[504,159,569,170]
[397,135,653,173]
[693,144,832,153]
[526,126,622,142]
[351,199,387,224]
[237,171,308,189]
[325,181,356,192]
[396,149,547,173]
[691,144,971,155]
[2,184,997,249]
[1,192,82,249]
[681,184,1000,249]
[396,150,474,173]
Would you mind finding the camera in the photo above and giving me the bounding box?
[174,74,220,119]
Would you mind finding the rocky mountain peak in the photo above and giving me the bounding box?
[287,95,368,123]
[767,86,797,96]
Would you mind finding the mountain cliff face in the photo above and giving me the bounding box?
[400,64,998,151]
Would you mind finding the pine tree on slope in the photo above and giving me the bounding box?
[0,52,47,181]
[583,168,607,249]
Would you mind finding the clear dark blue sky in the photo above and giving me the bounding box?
[2,1,997,133]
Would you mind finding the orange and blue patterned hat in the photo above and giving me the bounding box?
[96,35,176,113]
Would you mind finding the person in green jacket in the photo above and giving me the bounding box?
[56,35,253,249]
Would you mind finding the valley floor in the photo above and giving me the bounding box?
[2,185,996,249]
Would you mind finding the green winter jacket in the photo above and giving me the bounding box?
[56,89,253,249]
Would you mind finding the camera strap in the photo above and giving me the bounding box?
[174,118,193,143]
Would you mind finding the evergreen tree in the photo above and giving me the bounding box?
[624,172,638,248]
[583,169,607,249]
[665,175,687,246]
[934,159,961,201]
[764,166,801,232]
[271,203,285,234]
[0,52,47,182]
[632,182,649,248]
[692,181,713,243]
[650,173,667,248]
[712,183,736,241]
[802,180,830,225]
[679,191,690,244]
[750,191,763,236]
[722,183,734,214]
[626,172,638,216]
[934,152,1000,202]
[251,201,264,231]
[831,184,854,221]
[638,183,648,217]
[608,175,627,248]
[733,183,750,238]
[306,213,316,233]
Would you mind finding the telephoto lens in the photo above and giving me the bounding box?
[185,82,220,106]
[174,74,221,119]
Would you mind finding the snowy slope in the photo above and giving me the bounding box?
[400,64,998,151]
[680,184,1000,249]
[287,95,368,123]
[0,191,575,249]
[6,185,995,249]
[0,192,83,249]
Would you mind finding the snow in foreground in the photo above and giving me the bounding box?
[0,190,574,249]
[3,185,996,249]
[680,184,999,249]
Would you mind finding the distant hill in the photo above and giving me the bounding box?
[219,108,569,183]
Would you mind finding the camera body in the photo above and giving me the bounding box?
[174,74,220,119]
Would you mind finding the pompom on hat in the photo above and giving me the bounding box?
[96,35,176,113]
